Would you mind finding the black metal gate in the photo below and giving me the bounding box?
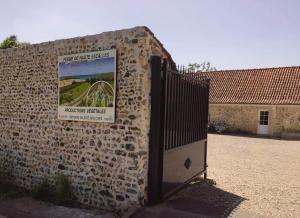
[148,56,210,205]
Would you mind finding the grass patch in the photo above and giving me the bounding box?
[54,174,72,205]
[32,174,72,206]
[191,176,216,186]
[0,182,21,199]
[0,165,21,199]
[32,179,51,200]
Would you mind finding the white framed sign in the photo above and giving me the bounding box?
[58,49,116,123]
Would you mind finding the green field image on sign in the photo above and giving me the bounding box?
[59,57,115,107]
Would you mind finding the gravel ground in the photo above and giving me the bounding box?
[133,134,300,218]
[208,134,300,218]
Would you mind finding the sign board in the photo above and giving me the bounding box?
[58,49,116,123]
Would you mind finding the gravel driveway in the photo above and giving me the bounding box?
[208,134,300,217]
[133,134,300,218]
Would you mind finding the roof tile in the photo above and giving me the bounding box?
[201,66,300,105]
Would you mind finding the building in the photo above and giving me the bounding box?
[202,67,300,138]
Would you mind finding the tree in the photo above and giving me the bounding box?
[0,35,28,49]
[187,61,217,72]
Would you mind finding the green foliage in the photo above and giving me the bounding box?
[54,174,72,205]
[0,182,20,199]
[188,62,217,72]
[32,174,72,206]
[32,179,50,200]
[192,176,217,186]
[0,35,26,49]
[0,165,6,182]
[208,121,229,133]
[0,166,20,200]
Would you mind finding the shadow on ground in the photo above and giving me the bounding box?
[133,182,245,218]
[0,196,117,218]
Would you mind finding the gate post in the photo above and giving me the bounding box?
[204,81,210,180]
[148,56,165,205]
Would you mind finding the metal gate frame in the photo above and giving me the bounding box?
[148,56,209,205]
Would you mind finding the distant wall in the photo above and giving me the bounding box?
[209,104,300,137]
[0,26,170,210]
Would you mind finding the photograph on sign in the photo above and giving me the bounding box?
[58,49,116,123]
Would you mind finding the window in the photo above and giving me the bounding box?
[259,111,269,125]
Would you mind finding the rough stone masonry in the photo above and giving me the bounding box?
[0,27,170,211]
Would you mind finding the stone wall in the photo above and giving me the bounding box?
[0,27,170,211]
[209,104,300,137]
[273,106,300,134]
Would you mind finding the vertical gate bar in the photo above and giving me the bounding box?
[190,79,193,142]
[177,73,181,146]
[197,83,201,141]
[188,77,192,144]
[205,81,210,137]
[182,75,186,145]
[186,76,189,144]
[203,86,206,137]
[162,59,168,150]
[192,80,195,142]
[179,73,184,146]
[203,85,206,138]
[180,75,184,145]
[169,72,174,149]
[185,78,189,144]
[193,82,197,141]
[168,67,172,147]
[178,74,182,146]
[190,78,193,142]
[204,140,208,179]
[173,74,178,148]
[204,86,207,137]
[196,77,200,140]
[175,74,180,147]
[165,65,171,150]
[191,78,194,142]
[199,86,203,140]
[194,81,198,141]
[190,80,194,142]
[175,73,180,147]
[201,86,205,139]
[148,56,164,205]
[169,73,175,149]
[200,85,204,140]
[174,73,178,148]
[204,81,209,178]
[197,84,201,140]
[159,58,167,195]
[183,77,187,144]
[185,76,189,144]
[202,85,205,138]
[202,86,205,139]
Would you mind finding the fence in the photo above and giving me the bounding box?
[148,56,210,204]
[163,62,209,150]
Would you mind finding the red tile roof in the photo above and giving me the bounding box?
[201,66,300,105]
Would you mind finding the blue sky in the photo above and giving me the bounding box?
[1,0,299,70]
[60,58,114,77]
